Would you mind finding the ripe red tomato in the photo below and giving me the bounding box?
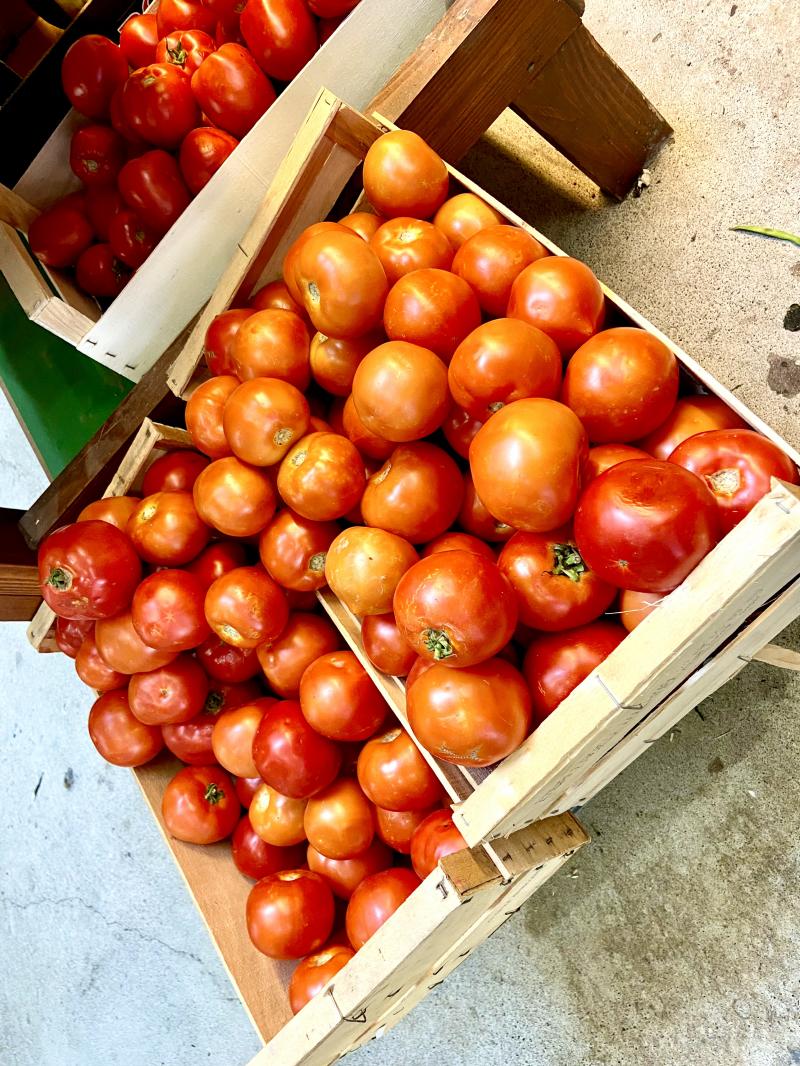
[325,526,418,616]
[77,496,139,530]
[451,224,548,317]
[375,806,435,853]
[340,395,394,460]
[352,341,448,442]
[410,809,465,879]
[258,509,338,592]
[393,551,517,667]
[639,394,747,460]
[205,565,288,648]
[382,268,480,363]
[283,222,348,301]
[277,432,365,521]
[422,532,495,560]
[69,124,125,188]
[85,185,124,240]
[186,375,238,457]
[252,699,342,798]
[131,568,210,651]
[458,472,514,543]
[523,620,626,721]
[304,778,375,860]
[179,126,239,195]
[289,941,354,1012]
[75,629,128,690]
[223,377,310,467]
[108,209,158,269]
[157,0,217,36]
[247,869,334,959]
[76,243,130,298]
[257,613,341,697]
[339,211,385,241]
[361,614,416,676]
[233,813,305,879]
[299,650,386,742]
[197,634,261,682]
[449,319,562,421]
[574,459,721,591]
[88,689,163,766]
[240,0,318,81]
[469,398,588,532]
[187,542,248,592]
[408,657,532,766]
[38,520,141,620]
[122,63,200,149]
[214,13,246,46]
[127,491,209,565]
[249,782,307,845]
[309,332,379,397]
[118,150,191,233]
[308,0,359,13]
[56,615,93,658]
[232,309,310,387]
[162,765,240,843]
[306,839,391,900]
[507,256,605,356]
[619,588,664,632]
[206,678,264,714]
[433,193,503,249]
[162,681,261,764]
[156,28,215,74]
[235,775,264,808]
[212,697,272,776]
[583,443,650,485]
[28,202,93,269]
[142,450,208,496]
[61,35,128,119]
[668,428,798,532]
[360,442,463,543]
[346,868,420,950]
[120,14,159,67]
[128,654,209,725]
[498,528,616,631]
[363,131,449,219]
[442,404,483,459]
[369,217,453,285]
[250,279,305,316]
[357,727,442,811]
[202,308,252,375]
[191,42,276,137]
[94,610,177,674]
[193,456,277,538]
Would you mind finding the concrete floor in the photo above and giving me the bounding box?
[2,1,800,1063]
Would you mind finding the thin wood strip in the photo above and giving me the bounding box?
[0,183,39,231]
[0,221,54,316]
[751,642,800,672]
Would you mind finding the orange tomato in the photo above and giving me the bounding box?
[351,341,448,442]
[433,192,503,249]
[362,130,449,219]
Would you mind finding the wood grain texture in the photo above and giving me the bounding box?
[752,641,800,672]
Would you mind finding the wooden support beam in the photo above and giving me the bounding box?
[0,507,40,620]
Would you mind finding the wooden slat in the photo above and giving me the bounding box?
[751,642,800,673]
[0,221,54,317]
[0,183,39,231]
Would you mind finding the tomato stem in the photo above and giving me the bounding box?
[205,691,224,714]
[549,543,587,583]
[46,567,73,591]
[204,782,225,805]
[423,628,454,661]
[309,552,326,573]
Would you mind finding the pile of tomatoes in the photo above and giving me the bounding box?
[27,0,360,299]
[36,127,798,1013]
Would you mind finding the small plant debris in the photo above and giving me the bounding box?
[784,304,800,332]
[730,225,800,248]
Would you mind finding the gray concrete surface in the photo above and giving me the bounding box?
[2,1,800,1064]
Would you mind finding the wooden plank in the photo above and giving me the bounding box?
[0,183,39,231]
[0,220,54,317]
[0,506,41,621]
[751,642,800,673]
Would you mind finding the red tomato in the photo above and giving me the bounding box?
[304,778,375,860]
[108,209,159,269]
[324,526,418,617]
[109,85,143,144]
[212,697,272,776]
[205,565,288,648]
[383,268,481,363]
[76,243,130,298]
[88,689,163,766]
[223,377,310,467]
[214,12,245,45]
[277,432,365,521]
[357,727,442,811]
[339,211,385,241]
[85,185,124,240]
[193,456,277,537]
[410,809,465,879]
[583,443,650,485]
[232,814,306,879]
[252,699,341,798]
[94,610,177,674]
[407,657,532,766]
[162,680,261,764]
[240,0,318,81]
[574,459,721,592]
[234,776,264,808]
[363,131,449,220]
[249,782,307,845]
[352,341,448,442]
[668,428,798,532]
[186,375,238,457]
[393,551,517,667]
[128,654,209,725]
[197,634,261,682]
[345,868,420,950]
[38,520,141,620]
[306,838,391,900]
[452,224,549,317]
[155,28,216,74]
[131,568,210,651]
[289,943,354,1014]
[205,678,264,713]
[507,256,605,356]
[308,0,359,13]
[257,613,341,697]
[162,765,240,843]
[69,124,125,187]
[142,450,208,496]
[118,150,191,233]
[247,870,334,959]
[179,126,239,194]
[618,588,665,633]
[375,806,435,853]
[56,616,93,658]
[469,398,588,533]
[28,202,93,269]
[309,332,380,397]
[433,193,503,250]
[422,532,495,561]
[127,491,209,565]
[361,614,416,676]
[458,472,514,543]
[77,496,139,530]
[191,42,276,137]
[232,309,310,387]
[283,221,347,301]
[75,630,128,691]
[369,217,453,285]
[639,394,747,460]
[61,35,128,119]
[497,528,616,631]
[120,14,160,67]
[157,0,217,36]
[442,404,483,460]
[249,278,305,317]
[523,620,626,721]
[299,650,386,741]
[258,509,339,591]
[449,319,562,421]
[341,395,394,460]
[202,308,252,375]
[122,63,200,149]
[187,540,248,590]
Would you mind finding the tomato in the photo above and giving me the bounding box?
[38,520,141,620]
[352,341,448,442]
[292,229,388,339]
[458,473,513,542]
[186,375,237,457]
[118,150,191,234]
[341,394,394,460]
[108,209,158,269]
[433,193,503,249]
[619,588,665,633]
[304,778,374,860]
[240,0,317,80]
[357,727,442,811]
[249,279,305,317]
[299,650,386,741]
[449,319,562,421]
[187,541,248,590]
[212,697,272,776]
[407,657,532,766]
[157,0,217,36]
[497,528,616,631]
[249,782,307,845]
[28,203,93,269]
[369,217,453,285]
[257,612,341,697]
[363,131,449,219]
[360,614,415,676]
[231,813,303,879]
[192,456,276,538]
[247,869,334,959]
[339,211,384,241]
[120,13,159,67]
[88,689,163,766]
[375,805,435,853]
[61,35,128,119]
[451,224,548,317]
[202,308,252,374]
[324,526,417,616]
[75,630,128,690]
[94,610,177,674]
[162,765,240,844]
[131,568,210,651]
[156,28,215,74]
[69,124,125,188]
[128,654,209,725]
[507,256,605,357]
[308,839,390,902]
[639,394,747,460]
[109,85,143,145]
[177,126,238,196]
[77,495,139,530]
[252,699,342,798]
[162,680,261,764]
[345,867,420,950]
[277,432,365,521]
[308,0,359,14]
[258,509,339,591]
[205,565,288,648]
[442,404,482,460]
[235,775,264,807]
[232,309,310,387]
[309,332,379,397]
[410,809,465,879]
[191,43,276,137]
[223,377,310,467]
[574,459,721,592]
[122,63,200,149]
[469,398,587,533]
[85,185,124,240]
[56,615,93,658]
[197,634,261,681]
[383,268,481,363]
[283,222,347,303]
[289,943,353,1014]
[393,551,517,667]
[214,12,245,45]
[76,243,130,298]
[668,428,798,532]
[141,451,207,497]
[127,491,209,565]
[422,532,495,561]
[582,443,650,485]
[206,678,264,713]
